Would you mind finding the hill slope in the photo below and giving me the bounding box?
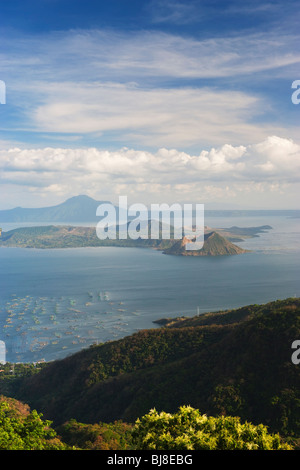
[163,231,248,256]
[8,298,300,437]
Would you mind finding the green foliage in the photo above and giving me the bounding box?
[86,326,221,386]
[132,406,293,450]
[0,363,47,397]
[2,298,300,440]
[57,419,134,450]
[0,398,294,450]
[0,400,69,450]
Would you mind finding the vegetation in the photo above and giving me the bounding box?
[132,406,292,450]
[0,397,294,450]
[57,419,134,450]
[0,297,299,449]
[0,362,48,396]
[0,397,69,450]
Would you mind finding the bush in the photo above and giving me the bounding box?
[0,401,69,450]
[57,419,134,450]
[132,406,292,450]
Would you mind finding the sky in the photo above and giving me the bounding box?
[0,0,299,209]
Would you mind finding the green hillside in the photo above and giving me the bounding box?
[3,297,299,441]
[0,396,292,450]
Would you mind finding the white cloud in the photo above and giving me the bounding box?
[4,29,300,85]
[1,136,298,181]
[0,28,298,150]
[1,25,299,208]
[0,136,299,208]
[18,81,285,148]
[32,84,255,144]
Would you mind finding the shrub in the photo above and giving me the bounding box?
[132,406,292,450]
[0,401,69,450]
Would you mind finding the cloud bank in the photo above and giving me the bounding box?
[1,136,299,208]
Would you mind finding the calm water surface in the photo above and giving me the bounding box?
[0,215,299,362]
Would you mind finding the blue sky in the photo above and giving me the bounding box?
[0,0,299,209]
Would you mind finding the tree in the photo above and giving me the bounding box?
[132,406,292,450]
[0,401,69,450]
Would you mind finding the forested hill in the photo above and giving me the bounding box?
[5,297,300,438]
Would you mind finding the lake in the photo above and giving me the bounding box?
[0,213,299,363]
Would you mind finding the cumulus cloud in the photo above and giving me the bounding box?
[0,136,299,207]
[250,136,300,178]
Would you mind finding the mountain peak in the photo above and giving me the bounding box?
[65,195,97,203]
[0,195,110,223]
[163,231,249,256]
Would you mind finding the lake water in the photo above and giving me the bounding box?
[0,214,299,363]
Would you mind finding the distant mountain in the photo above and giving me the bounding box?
[0,195,111,223]
[1,194,298,224]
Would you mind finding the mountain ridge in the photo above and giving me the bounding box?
[1,195,299,223]
[0,195,111,222]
